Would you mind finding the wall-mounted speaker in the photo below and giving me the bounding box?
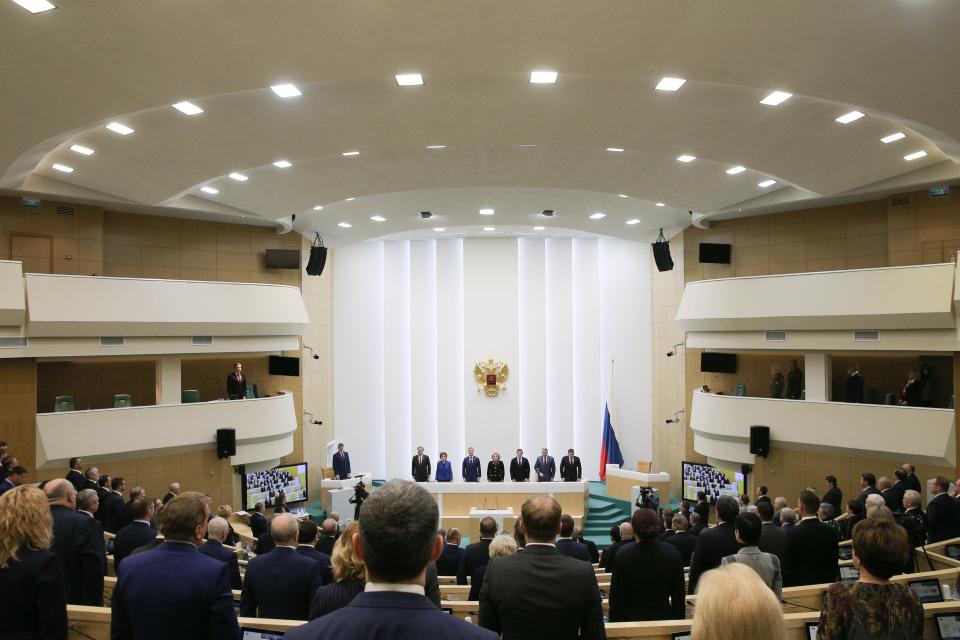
[216,428,236,459]
[651,229,674,272]
[749,425,770,457]
[305,234,327,277]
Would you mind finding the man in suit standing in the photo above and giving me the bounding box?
[688,512,706,537]
[249,501,268,538]
[926,476,960,543]
[574,525,600,564]
[113,498,157,571]
[457,517,496,585]
[663,515,696,566]
[510,449,530,482]
[602,522,633,572]
[823,475,843,515]
[879,476,903,512]
[199,517,243,589]
[755,485,771,507]
[555,514,591,562]
[462,447,481,482]
[102,476,127,534]
[241,513,324,620]
[854,472,882,511]
[227,361,247,399]
[76,488,100,520]
[560,449,582,482]
[479,494,604,639]
[297,519,333,584]
[411,446,431,482]
[845,365,864,403]
[332,443,351,480]
[66,457,85,491]
[755,500,787,569]
[437,528,465,576]
[286,480,494,640]
[688,495,741,593]
[902,463,923,494]
[783,490,839,586]
[45,479,105,606]
[534,448,555,482]
[162,482,181,505]
[315,518,337,556]
[111,492,240,640]
[694,491,710,526]
[81,466,100,493]
[119,486,145,530]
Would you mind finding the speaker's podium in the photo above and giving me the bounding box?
[469,506,514,535]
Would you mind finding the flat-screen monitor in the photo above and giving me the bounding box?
[838,546,852,560]
[242,629,284,640]
[700,352,737,373]
[945,543,960,560]
[106,538,115,554]
[936,613,960,640]
[681,461,744,503]
[839,566,859,582]
[805,622,818,640]
[268,355,300,377]
[264,249,301,270]
[908,578,943,603]
[243,462,308,511]
[699,242,731,264]
[671,633,692,640]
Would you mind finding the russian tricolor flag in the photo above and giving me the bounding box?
[599,362,624,480]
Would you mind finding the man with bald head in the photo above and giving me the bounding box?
[199,517,243,588]
[602,521,634,572]
[240,513,324,620]
[45,478,105,605]
[316,518,338,555]
[163,482,181,505]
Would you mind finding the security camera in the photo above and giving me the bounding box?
[420,211,433,219]
[666,343,683,357]
[291,214,296,222]
[540,210,555,217]
[312,354,319,360]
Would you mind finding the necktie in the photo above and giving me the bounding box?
[419,456,422,465]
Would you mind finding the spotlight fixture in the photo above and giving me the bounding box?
[904,150,927,161]
[655,202,666,207]
[370,215,386,222]
[880,132,906,144]
[479,208,495,215]
[337,222,352,228]
[665,409,685,424]
[835,110,865,125]
[420,211,434,219]
[533,226,545,231]
[433,227,445,232]
[666,343,683,357]
[589,212,606,220]
[726,166,746,175]
[758,179,778,188]
[52,163,74,173]
[626,219,641,225]
[677,155,696,163]
[273,160,293,168]
[228,172,248,182]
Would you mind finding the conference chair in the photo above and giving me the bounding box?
[884,392,897,405]
[113,394,133,408]
[735,384,747,397]
[181,389,201,403]
[246,383,258,399]
[54,395,75,412]
[636,460,653,473]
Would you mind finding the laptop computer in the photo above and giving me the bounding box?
[838,566,859,582]
[806,621,819,640]
[241,628,284,640]
[945,544,960,561]
[908,577,944,604]
[935,613,960,640]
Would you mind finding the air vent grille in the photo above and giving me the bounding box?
[853,330,880,342]
[191,336,214,346]
[99,336,125,347]
[889,194,913,208]
[55,205,76,216]
[0,337,28,348]
[764,330,788,342]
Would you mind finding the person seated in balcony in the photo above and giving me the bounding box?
[785,359,803,400]
[768,364,784,399]
[900,369,922,406]
[845,365,864,403]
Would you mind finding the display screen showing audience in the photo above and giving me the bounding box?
[241,629,284,640]
[936,613,960,639]
[908,578,944,604]
[681,460,743,502]
[946,544,960,561]
[839,566,859,582]
[243,462,308,510]
[806,622,818,640]
[838,546,852,560]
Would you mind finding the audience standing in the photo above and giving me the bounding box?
[783,490,839,587]
[436,527,464,576]
[468,533,518,601]
[457,516,496,585]
[575,525,600,564]
[691,563,785,640]
[102,476,127,534]
[297,519,334,584]
[45,479,105,606]
[198,517,243,589]
[307,521,366,619]
[603,522,634,573]
[113,497,157,571]
[854,473,881,511]
[555,514,591,562]
[663,515,696,567]
[823,475,842,515]
[756,500,787,569]
[926,475,960,543]
[721,513,782,600]
[845,365,864,403]
[688,495,741,594]
[901,463,922,494]
[785,359,803,400]
[66,457,85,491]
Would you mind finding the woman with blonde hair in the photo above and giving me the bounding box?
[692,562,785,640]
[308,521,366,619]
[0,485,68,638]
[215,504,240,546]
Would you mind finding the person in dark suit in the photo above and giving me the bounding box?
[783,490,840,586]
[842,499,866,541]
[467,535,518,601]
[0,465,25,495]
[785,359,803,400]
[95,474,111,528]
[297,519,334,584]
[255,520,275,555]
[486,452,505,482]
[663,515,697,567]
[308,521,365,619]
[688,512,706,537]
[893,469,912,502]
[599,525,621,570]
[462,447,482,482]
[332,443,351,480]
[436,528,465,576]
[111,492,240,640]
[118,486,145,530]
[75,487,101,521]
[316,518,337,556]
[900,369,922,406]
[901,463,922,494]
[688,495,741,594]
[249,501,268,538]
[755,485,772,507]
[241,513,324,620]
[162,482,181,505]
[45,479,105,607]
[411,446,431,482]
[457,517,496,585]
[534,448,555,481]
[113,497,157,571]
[227,361,247,399]
[80,466,100,493]
[199,517,243,589]
[878,476,903,512]
[555,515,591,562]
[66,457,85,492]
[926,476,960,543]
[560,449,582,482]
[610,507,685,621]
[604,522,633,572]
[755,500,787,569]
[102,476,127,534]
[0,485,69,639]
[479,494,605,639]
[510,449,530,481]
[288,480,495,640]
[854,472,881,511]
[845,365,864,403]
[823,475,843,515]
[575,525,600,564]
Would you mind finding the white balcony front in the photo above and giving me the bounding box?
[36,392,297,469]
[0,260,25,327]
[689,390,956,467]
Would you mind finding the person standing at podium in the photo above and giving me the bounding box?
[462,448,482,482]
[510,449,530,482]
[332,443,351,480]
[487,453,505,483]
[435,453,453,482]
[412,447,431,482]
[560,449,582,482]
[227,362,247,400]
[535,448,555,482]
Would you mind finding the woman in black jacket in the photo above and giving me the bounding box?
[487,452,505,482]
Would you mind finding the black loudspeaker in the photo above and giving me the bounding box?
[651,228,674,272]
[749,425,770,457]
[305,233,327,277]
[216,428,236,459]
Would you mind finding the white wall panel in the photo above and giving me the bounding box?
[436,240,465,461]
[410,241,439,461]
[383,242,412,480]
[573,239,602,478]
[545,239,574,456]
[518,238,547,457]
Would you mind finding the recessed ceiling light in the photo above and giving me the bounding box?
[313,205,324,211]
[69,144,94,156]
[726,165,746,175]
[342,151,359,157]
[626,219,641,225]
[228,172,248,182]
[338,222,352,228]
[11,0,56,13]
[835,110,865,125]
[433,227,445,232]
[904,150,927,161]
[52,163,73,173]
[618,194,629,198]
[426,145,446,149]
[530,70,558,84]
[589,212,606,220]
[655,77,686,92]
[606,147,624,153]
[200,186,219,194]
[172,101,204,116]
[105,122,134,135]
[483,226,496,231]
[534,226,545,231]
[655,202,666,207]
[758,179,778,188]
[345,197,355,202]
[270,84,301,98]
[759,91,793,106]
[479,208,495,215]
[395,73,423,86]
[517,144,537,148]
[881,132,906,144]
[370,215,386,222]
[677,155,696,163]
[272,160,292,168]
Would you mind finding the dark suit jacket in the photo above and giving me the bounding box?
[249,512,268,538]
[288,591,497,640]
[783,518,839,587]
[102,490,126,534]
[436,543,465,576]
[297,544,334,584]
[758,521,788,568]
[162,491,177,505]
[95,486,111,527]
[315,534,336,557]
[823,486,843,514]
[0,547,68,638]
[610,541,685,621]
[694,501,710,526]
[905,473,923,494]
[457,538,492,585]
[227,371,246,399]
[509,456,530,481]
[579,537,600,564]
[534,455,555,481]
[412,455,431,482]
[112,541,239,640]
[113,521,158,571]
[664,531,697,567]
[81,478,99,493]
[199,539,243,589]
[479,544,605,640]
[689,522,706,537]
[66,468,85,492]
[556,538,592,562]
[255,531,275,555]
[486,460,505,482]
[308,579,364,620]
[882,486,904,512]
[600,539,626,571]
[240,546,323,620]
[118,499,136,530]
[926,493,960,543]
[332,451,351,479]
[688,521,741,593]
[560,456,582,482]
[845,373,864,402]
[854,487,882,511]
[49,504,105,606]
[462,456,482,481]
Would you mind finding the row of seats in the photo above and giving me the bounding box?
[51,383,261,410]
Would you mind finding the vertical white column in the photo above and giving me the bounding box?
[804,352,831,402]
[383,242,412,480]
[518,238,547,456]
[545,238,574,456]
[156,356,181,405]
[572,239,602,479]
[436,239,465,461]
[410,240,439,459]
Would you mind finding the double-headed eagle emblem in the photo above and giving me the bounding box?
[474,358,509,397]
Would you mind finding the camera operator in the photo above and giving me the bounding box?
[348,481,369,521]
[635,487,660,512]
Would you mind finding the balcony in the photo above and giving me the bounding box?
[0,260,25,327]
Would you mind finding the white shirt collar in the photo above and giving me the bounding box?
[524,542,556,548]
[365,582,425,596]
[800,515,818,522]
[78,510,94,518]
[557,536,574,540]
[134,519,151,525]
